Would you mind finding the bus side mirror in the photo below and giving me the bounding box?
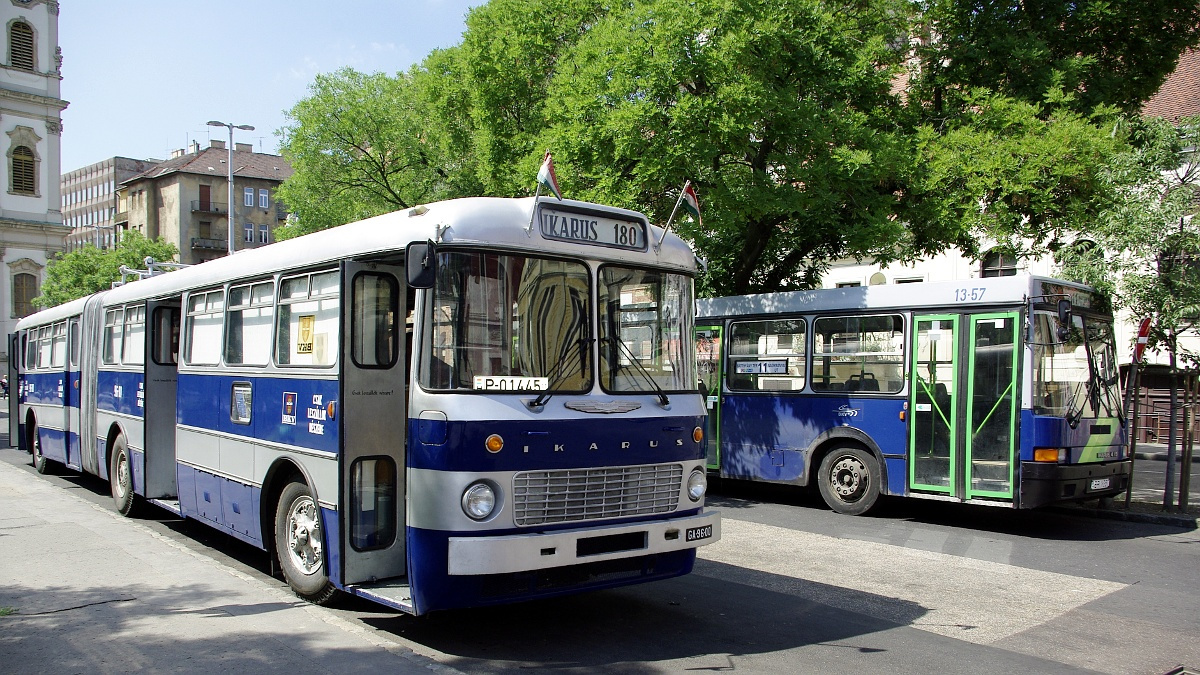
[406,240,436,289]
[1056,299,1072,341]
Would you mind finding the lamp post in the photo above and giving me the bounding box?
[206,120,255,255]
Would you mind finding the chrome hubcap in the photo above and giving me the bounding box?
[286,496,322,576]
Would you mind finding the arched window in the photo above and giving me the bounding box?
[9,21,34,71]
[13,273,37,319]
[980,249,1018,277]
[11,145,35,194]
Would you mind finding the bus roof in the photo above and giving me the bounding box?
[695,274,1102,319]
[19,197,698,329]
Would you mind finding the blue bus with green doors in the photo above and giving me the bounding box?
[694,275,1131,514]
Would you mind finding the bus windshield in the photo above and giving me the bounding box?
[421,251,591,392]
[599,266,695,393]
[1032,311,1123,422]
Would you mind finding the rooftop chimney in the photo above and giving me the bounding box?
[210,139,226,150]
[235,142,253,153]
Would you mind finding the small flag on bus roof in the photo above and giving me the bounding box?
[536,151,563,200]
[681,181,701,225]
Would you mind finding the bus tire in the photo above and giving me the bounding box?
[28,418,51,475]
[274,481,337,605]
[817,445,880,516]
[109,435,140,517]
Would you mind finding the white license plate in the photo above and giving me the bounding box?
[686,525,713,542]
[1089,477,1111,491]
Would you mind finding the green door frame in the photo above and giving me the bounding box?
[696,325,723,471]
[964,312,1019,500]
[909,314,959,494]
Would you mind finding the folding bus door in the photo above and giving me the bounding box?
[964,313,1019,500]
[909,314,959,494]
[340,261,408,586]
[8,333,18,446]
[695,325,723,470]
[143,301,180,500]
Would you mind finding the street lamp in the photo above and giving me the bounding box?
[206,120,255,255]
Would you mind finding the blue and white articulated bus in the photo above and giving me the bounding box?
[11,196,720,614]
[694,275,1131,515]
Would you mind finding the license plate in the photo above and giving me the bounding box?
[1089,477,1111,491]
[685,525,713,542]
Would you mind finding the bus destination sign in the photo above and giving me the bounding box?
[539,207,647,250]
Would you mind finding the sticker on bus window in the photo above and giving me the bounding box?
[735,360,787,375]
[297,315,315,354]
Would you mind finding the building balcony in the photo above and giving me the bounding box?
[113,210,129,226]
[191,237,226,250]
[191,200,228,215]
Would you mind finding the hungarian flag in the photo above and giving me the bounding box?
[537,152,563,200]
[682,180,701,224]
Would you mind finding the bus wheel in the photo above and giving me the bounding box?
[274,481,337,605]
[817,445,880,516]
[28,419,51,475]
[109,435,139,517]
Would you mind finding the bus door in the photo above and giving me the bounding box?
[340,261,407,586]
[909,312,1020,500]
[143,301,180,499]
[66,318,80,467]
[910,315,959,494]
[963,313,1019,500]
[7,332,18,447]
[695,325,723,470]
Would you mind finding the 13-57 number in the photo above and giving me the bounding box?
[954,287,985,302]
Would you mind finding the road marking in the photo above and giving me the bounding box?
[699,518,1126,645]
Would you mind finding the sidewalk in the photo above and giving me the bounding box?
[0,455,455,674]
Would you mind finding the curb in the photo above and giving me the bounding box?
[1133,451,1200,463]
[1051,501,1200,528]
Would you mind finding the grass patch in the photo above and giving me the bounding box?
[0,607,17,617]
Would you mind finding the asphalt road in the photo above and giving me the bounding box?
[4,439,1197,675]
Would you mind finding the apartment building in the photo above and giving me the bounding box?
[0,0,68,365]
[116,140,292,265]
[61,156,159,251]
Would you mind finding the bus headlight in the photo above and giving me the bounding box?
[687,469,707,502]
[1034,447,1068,463]
[461,482,496,520]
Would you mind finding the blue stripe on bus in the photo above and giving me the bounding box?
[96,369,145,418]
[404,525,697,614]
[717,394,906,483]
[177,373,340,454]
[408,414,707,472]
[20,371,67,406]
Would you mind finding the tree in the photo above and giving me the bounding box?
[537,0,915,296]
[274,67,478,239]
[36,231,179,308]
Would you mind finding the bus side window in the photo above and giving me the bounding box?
[152,306,181,366]
[351,272,398,368]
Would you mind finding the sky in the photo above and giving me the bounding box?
[58,0,479,173]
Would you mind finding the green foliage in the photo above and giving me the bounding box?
[275,67,479,239]
[1057,116,1200,363]
[539,0,913,295]
[36,231,179,308]
[273,0,1200,296]
[915,0,1200,116]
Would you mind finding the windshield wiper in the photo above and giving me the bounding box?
[601,336,671,408]
[527,336,592,410]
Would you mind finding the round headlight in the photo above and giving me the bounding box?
[687,469,707,502]
[462,482,496,520]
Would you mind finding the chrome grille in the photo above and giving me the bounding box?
[512,463,684,526]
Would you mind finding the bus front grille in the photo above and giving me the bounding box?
[512,463,683,526]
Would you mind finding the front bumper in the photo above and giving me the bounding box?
[1020,459,1132,509]
[447,509,721,576]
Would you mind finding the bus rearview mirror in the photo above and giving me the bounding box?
[406,240,436,289]
[1056,299,1072,341]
